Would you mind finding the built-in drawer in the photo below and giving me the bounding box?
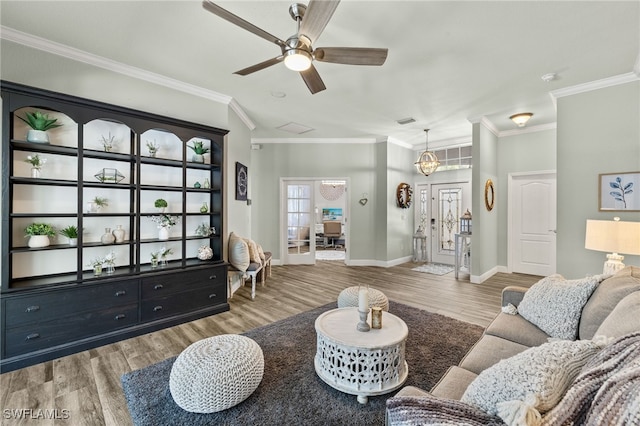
[141,284,225,321]
[141,267,225,299]
[4,280,138,328]
[4,303,139,357]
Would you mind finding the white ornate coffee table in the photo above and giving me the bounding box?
[314,307,408,404]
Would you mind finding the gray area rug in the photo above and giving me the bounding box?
[411,263,455,275]
[121,301,483,426]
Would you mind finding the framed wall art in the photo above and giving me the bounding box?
[235,162,248,201]
[599,171,639,211]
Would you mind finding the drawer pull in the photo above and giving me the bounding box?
[208,293,217,299]
[154,284,164,290]
[114,314,126,320]
[26,333,40,341]
[25,305,40,313]
[115,290,127,297]
[153,306,163,312]
[209,275,217,280]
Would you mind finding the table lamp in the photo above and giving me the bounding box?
[585,217,640,274]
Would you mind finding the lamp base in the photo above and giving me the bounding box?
[603,253,625,275]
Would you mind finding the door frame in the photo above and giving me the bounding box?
[279,177,350,265]
[507,170,557,274]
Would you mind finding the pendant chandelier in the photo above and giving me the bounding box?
[414,129,440,176]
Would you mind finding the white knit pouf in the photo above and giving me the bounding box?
[337,286,389,311]
[169,334,264,413]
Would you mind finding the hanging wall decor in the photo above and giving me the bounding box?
[484,179,495,211]
[396,183,412,209]
[319,180,346,201]
[235,162,248,201]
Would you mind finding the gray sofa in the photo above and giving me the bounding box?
[387,266,640,424]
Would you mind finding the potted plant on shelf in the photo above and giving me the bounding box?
[146,140,159,157]
[23,153,47,178]
[99,132,116,152]
[150,251,160,268]
[25,223,56,248]
[154,198,168,213]
[59,225,79,246]
[87,257,104,276]
[18,111,63,144]
[150,213,179,240]
[159,246,173,266]
[187,140,209,163]
[87,196,108,213]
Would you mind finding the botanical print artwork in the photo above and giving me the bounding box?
[600,172,640,211]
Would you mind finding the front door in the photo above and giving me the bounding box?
[509,172,557,276]
[282,181,315,265]
[430,183,466,265]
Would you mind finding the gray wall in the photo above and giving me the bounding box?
[497,129,557,267]
[386,142,416,261]
[557,81,640,277]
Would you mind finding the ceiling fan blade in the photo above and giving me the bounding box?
[298,0,340,44]
[315,47,388,66]
[233,56,284,76]
[300,65,326,94]
[202,0,286,48]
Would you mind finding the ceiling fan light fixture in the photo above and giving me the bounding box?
[284,49,312,71]
[509,112,533,127]
[414,129,440,176]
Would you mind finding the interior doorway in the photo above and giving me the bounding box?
[281,178,348,265]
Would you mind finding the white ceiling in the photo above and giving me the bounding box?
[1,1,639,147]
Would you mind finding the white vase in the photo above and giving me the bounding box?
[28,235,50,248]
[158,227,170,240]
[101,228,115,244]
[68,237,78,246]
[86,202,97,213]
[26,129,49,144]
[112,225,125,243]
[31,167,41,178]
[192,154,204,163]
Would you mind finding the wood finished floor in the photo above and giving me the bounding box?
[0,261,541,426]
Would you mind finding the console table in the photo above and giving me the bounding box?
[454,233,472,279]
[314,307,408,404]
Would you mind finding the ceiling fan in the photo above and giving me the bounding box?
[202,0,388,94]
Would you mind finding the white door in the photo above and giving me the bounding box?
[282,181,315,265]
[509,172,557,276]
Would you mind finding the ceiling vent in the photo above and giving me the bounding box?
[277,122,314,134]
[396,117,416,125]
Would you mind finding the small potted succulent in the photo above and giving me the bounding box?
[25,223,56,248]
[18,111,63,144]
[154,198,168,213]
[59,225,79,246]
[99,132,116,152]
[187,140,209,163]
[87,196,108,213]
[150,251,160,268]
[146,140,159,157]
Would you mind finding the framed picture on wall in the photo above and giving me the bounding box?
[236,162,248,201]
[599,171,640,211]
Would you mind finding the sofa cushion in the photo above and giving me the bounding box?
[485,312,550,348]
[387,394,505,426]
[459,335,529,375]
[517,274,599,340]
[460,339,602,424]
[594,291,640,339]
[430,366,478,400]
[541,332,640,425]
[228,232,250,272]
[579,266,640,340]
[395,385,431,398]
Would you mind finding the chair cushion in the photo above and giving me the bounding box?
[228,232,250,272]
[461,339,602,422]
[517,274,599,340]
[246,262,261,272]
[579,266,640,339]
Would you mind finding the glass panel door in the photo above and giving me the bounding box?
[284,182,315,264]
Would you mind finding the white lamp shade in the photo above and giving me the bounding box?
[585,220,640,255]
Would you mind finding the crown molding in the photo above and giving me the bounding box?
[499,122,557,138]
[1,25,258,131]
[550,72,640,100]
[467,116,500,137]
[252,137,377,144]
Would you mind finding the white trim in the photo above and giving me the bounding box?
[499,122,557,138]
[387,137,413,149]
[550,72,640,99]
[254,137,377,144]
[471,266,498,284]
[468,116,500,137]
[0,25,258,131]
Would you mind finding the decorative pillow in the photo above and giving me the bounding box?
[386,395,505,426]
[243,238,262,265]
[256,243,266,263]
[517,275,599,340]
[594,292,640,339]
[461,339,603,425]
[228,232,250,272]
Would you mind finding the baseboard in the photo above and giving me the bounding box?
[471,266,500,284]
